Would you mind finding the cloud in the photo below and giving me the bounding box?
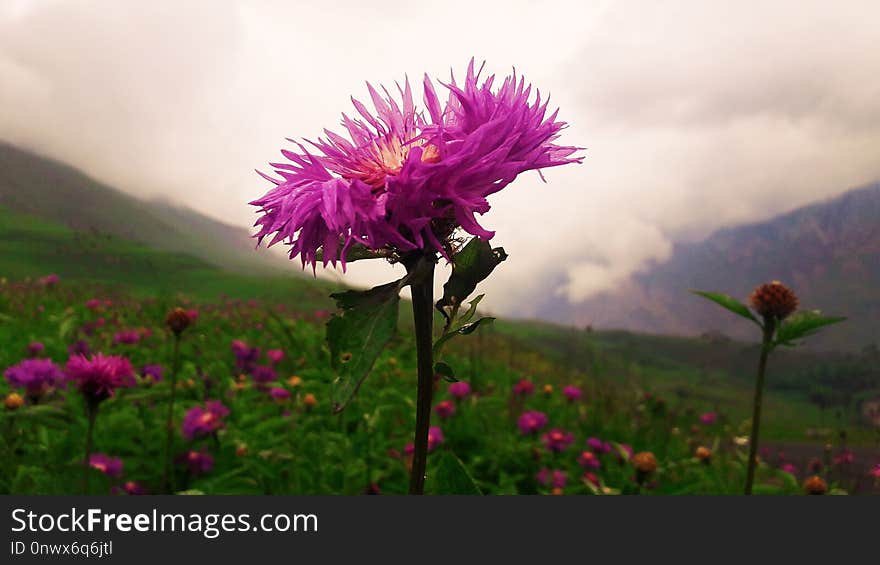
[1,1,879,319]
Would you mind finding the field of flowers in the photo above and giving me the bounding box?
[2,275,874,495]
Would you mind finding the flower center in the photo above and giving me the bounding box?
[347,136,440,190]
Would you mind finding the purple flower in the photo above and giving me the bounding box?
[699,412,718,425]
[541,429,575,453]
[177,449,214,475]
[780,463,797,475]
[251,60,581,270]
[4,358,66,400]
[68,340,91,357]
[434,400,456,420]
[114,481,147,495]
[536,468,567,489]
[517,410,548,435]
[181,401,229,440]
[448,381,472,400]
[251,365,277,384]
[587,437,611,455]
[427,426,444,452]
[266,349,285,365]
[512,379,535,397]
[112,330,141,345]
[870,464,880,479]
[578,451,602,470]
[562,385,582,402]
[231,340,260,372]
[88,453,123,478]
[834,449,854,466]
[141,364,163,383]
[26,342,45,358]
[65,354,135,403]
[40,274,60,287]
[269,387,290,402]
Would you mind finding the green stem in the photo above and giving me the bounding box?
[82,402,98,495]
[744,319,775,495]
[162,333,182,494]
[407,256,436,495]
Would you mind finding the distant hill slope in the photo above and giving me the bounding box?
[540,183,880,350]
[0,142,280,274]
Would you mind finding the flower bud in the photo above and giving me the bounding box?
[5,392,24,411]
[165,307,192,336]
[803,475,827,495]
[749,281,798,320]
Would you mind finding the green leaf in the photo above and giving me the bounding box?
[432,317,495,356]
[434,361,457,382]
[436,238,507,322]
[429,451,482,495]
[774,310,846,347]
[327,279,404,413]
[691,290,761,326]
[459,294,484,324]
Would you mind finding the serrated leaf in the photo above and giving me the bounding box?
[436,238,506,322]
[434,361,457,382]
[432,317,495,356]
[328,279,404,413]
[774,310,846,347]
[691,290,761,326]
[428,451,482,495]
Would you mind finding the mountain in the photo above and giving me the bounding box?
[0,142,281,274]
[543,183,880,350]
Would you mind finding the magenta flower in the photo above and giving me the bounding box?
[112,330,141,345]
[251,365,277,384]
[251,60,581,270]
[587,437,611,455]
[427,426,444,451]
[181,401,230,440]
[833,449,854,466]
[40,274,60,287]
[68,340,91,357]
[780,463,797,475]
[562,385,582,402]
[26,342,45,358]
[448,381,472,400]
[177,449,214,475]
[512,378,535,397]
[141,364,163,383]
[4,358,66,401]
[231,340,260,372]
[699,412,718,425]
[536,468,567,489]
[269,387,290,402]
[66,354,135,403]
[541,429,575,453]
[434,400,456,420]
[88,453,123,478]
[870,464,880,480]
[616,443,634,463]
[578,451,602,470]
[517,410,548,435]
[266,349,285,365]
[115,481,147,495]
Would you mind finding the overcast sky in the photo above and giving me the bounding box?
[2,1,879,317]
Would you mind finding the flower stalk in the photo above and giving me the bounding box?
[406,254,436,495]
[744,318,775,495]
[162,332,182,494]
[82,400,98,494]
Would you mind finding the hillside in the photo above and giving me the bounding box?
[0,142,281,275]
[540,183,880,350]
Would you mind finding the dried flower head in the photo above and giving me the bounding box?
[632,451,658,474]
[4,392,24,411]
[803,475,828,495]
[695,446,712,463]
[165,307,193,336]
[749,281,798,320]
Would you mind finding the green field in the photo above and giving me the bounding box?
[1,207,877,494]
